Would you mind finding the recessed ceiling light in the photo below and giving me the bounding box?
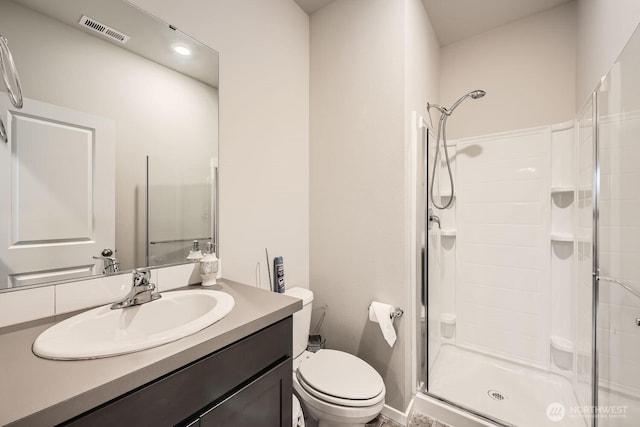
[173,45,191,56]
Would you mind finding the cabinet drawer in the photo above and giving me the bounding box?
[63,317,292,427]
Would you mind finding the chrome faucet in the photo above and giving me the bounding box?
[93,248,120,275]
[428,208,441,230]
[111,268,161,309]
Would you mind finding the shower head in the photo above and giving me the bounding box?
[427,89,486,210]
[447,89,486,115]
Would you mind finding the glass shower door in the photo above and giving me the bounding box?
[595,23,640,426]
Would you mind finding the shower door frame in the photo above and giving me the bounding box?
[590,91,600,427]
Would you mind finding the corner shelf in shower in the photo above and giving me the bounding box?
[550,233,574,242]
[440,229,456,237]
[550,186,574,194]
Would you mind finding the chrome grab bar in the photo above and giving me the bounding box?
[0,34,23,109]
[597,275,640,301]
[149,237,213,245]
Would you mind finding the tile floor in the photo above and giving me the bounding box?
[407,412,450,427]
[365,414,403,427]
[364,412,450,427]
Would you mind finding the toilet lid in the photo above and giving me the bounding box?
[297,349,384,401]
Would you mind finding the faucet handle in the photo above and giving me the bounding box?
[93,248,120,275]
[111,268,159,309]
[93,248,117,261]
[101,248,114,257]
[132,268,151,286]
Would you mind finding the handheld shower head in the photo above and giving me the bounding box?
[425,89,486,210]
[447,89,486,114]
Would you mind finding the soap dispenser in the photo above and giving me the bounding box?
[186,240,203,261]
[199,241,219,286]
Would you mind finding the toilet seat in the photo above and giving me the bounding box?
[293,373,385,425]
[296,349,385,408]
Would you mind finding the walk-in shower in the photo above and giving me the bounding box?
[416,26,640,427]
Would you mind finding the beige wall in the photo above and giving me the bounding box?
[310,0,439,411]
[131,0,310,289]
[403,0,441,402]
[440,2,577,139]
[576,0,640,106]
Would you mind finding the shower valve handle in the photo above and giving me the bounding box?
[428,208,441,230]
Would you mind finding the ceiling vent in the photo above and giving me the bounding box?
[78,15,130,44]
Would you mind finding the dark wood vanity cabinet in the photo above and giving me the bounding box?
[62,317,293,427]
[198,360,291,426]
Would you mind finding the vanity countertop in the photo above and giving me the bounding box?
[0,280,302,427]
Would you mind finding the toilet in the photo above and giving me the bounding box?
[285,287,385,427]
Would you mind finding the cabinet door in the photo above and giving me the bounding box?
[200,359,292,427]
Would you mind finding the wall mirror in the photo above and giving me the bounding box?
[0,0,219,291]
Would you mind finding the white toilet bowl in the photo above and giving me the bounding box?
[292,350,385,427]
[285,288,386,427]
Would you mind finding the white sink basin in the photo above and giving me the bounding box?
[33,290,235,360]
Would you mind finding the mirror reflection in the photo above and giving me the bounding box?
[0,0,219,290]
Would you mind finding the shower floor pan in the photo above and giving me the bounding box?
[428,345,586,427]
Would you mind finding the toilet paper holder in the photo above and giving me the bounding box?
[367,305,404,320]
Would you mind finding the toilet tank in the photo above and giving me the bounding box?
[284,287,313,358]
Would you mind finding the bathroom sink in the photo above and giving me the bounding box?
[33,290,234,360]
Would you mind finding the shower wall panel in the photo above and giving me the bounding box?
[455,128,551,369]
[549,124,576,373]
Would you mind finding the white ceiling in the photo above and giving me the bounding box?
[13,0,219,87]
[294,0,334,15]
[294,0,573,46]
[422,0,573,46]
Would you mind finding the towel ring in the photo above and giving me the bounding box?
[0,34,23,109]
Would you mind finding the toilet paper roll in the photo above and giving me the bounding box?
[368,301,397,347]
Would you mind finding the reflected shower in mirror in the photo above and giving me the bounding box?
[0,0,219,291]
[147,156,217,266]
